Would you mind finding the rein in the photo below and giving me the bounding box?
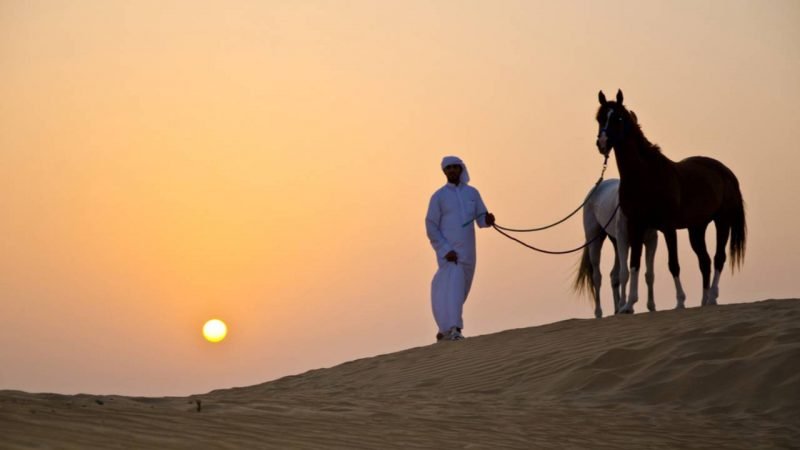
[491,155,621,255]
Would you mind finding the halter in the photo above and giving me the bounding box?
[597,107,627,155]
[599,108,614,135]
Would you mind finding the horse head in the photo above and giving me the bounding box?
[596,89,635,156]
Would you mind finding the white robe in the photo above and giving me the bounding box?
[425,182,489,333]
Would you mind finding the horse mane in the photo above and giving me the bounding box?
[626,108,664,161]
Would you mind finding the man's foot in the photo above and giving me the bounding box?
[448,326,464,341]
[436,327,465,342]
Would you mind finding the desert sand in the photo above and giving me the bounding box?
[2,298,798,449]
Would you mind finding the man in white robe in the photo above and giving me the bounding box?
[425,156,495,341]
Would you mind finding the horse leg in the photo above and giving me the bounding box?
[644,229,657,312]
[589,238,605,319]
[709,220,730,306]
[688,224,712,306]
[609,236,622,314]
[615,233,630,315]
[620,226,644,314]
[663,229,686,309]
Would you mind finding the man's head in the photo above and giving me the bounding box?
[441,156,470,185]
[443,164,463,184]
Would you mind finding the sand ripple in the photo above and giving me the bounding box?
[2,299,798,448]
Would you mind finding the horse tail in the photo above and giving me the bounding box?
[573,247,595,298]
[729,182,747,272]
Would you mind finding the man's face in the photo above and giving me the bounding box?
[443,164,463,184]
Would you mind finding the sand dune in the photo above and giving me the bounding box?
[2,299,799,449]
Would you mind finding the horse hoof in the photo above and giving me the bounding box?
[675,304,685,310]
[647,304,656,312]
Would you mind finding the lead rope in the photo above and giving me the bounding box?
[491,155,620,255]
[493,155,609,232]
[492,203,620,255]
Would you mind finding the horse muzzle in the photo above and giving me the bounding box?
[596,131,610,155]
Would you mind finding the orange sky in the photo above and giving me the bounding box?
[1,0,798,396]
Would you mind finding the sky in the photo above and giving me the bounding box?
[1,0,798,396]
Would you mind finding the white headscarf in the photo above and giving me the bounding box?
[441,156,470,185]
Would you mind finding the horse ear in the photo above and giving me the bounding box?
[598,91,607,106]
[616,89,624,105]
[630,110,638,124]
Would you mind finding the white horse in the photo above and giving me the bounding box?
[574,178,658,318]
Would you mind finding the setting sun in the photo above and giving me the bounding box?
[202,319,228,343]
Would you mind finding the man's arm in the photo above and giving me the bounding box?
[474,190,495,228]
[425,193,455,260]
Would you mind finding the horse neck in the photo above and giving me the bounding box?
[613,135,671,185]
[613,137,644,183]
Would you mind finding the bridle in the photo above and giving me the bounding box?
[597,107,627,155]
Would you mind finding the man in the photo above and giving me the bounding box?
[425,156,495,342]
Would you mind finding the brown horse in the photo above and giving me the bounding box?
[595,90,746,312]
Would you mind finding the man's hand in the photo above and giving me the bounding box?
[485,212,495,226]
[445,250,458,264]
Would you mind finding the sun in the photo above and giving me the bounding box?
[202,319,228,343]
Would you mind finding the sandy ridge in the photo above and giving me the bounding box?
[2,298,798,449]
